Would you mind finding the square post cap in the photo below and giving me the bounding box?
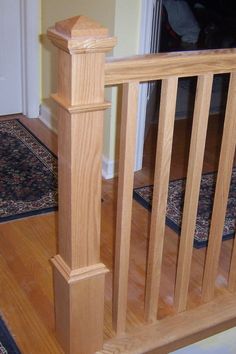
[47,15,116,54]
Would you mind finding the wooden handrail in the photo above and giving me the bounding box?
[105,49,236,85]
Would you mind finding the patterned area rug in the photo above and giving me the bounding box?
[133,169,236,248]
[0,120,57,223]
[0,317,21,353]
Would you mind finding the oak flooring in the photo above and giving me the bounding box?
[0,113,234,353]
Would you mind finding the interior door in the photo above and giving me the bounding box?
[0,0,22,115]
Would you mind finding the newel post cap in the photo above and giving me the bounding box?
[47,15,117,54]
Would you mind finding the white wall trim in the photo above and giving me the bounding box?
[135,0,155,171]
[102,156,117,180]
[20,0,40,118]
[39,104,58,134]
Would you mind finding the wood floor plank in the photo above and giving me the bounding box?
[0,222,55,329]
[0,253,63,354]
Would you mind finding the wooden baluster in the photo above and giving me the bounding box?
[174,74,213,312]
[47,16,116,354]
[104,50,236,85]
[228,240,236,292]
[113,82,139,334]
[202,72,236,302]
[145,77,178,323]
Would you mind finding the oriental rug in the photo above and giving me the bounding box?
[0,317,21,354]
[133,168,236,248]
[0,119,57,223]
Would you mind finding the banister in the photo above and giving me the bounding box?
[47,15,116,354]
[47,14,236,354]
[105,48,236,85]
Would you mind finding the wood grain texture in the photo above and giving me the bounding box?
[228,240,236,292]
[52,258,106,354]
[113,82,139,334]
[0,114,235,353]
[202,72,236,302]
[57,51,106,106]
[0,214,63,354]
[48,28,117,54]
[57,109,104,269]
[52,93,111,113]
[55,16,109,38]
[105,49,236,85]
[47,15,116,55]
[4,19,236,353]
[174,74,213,312]
[144,77,178,322]
[100,293,236,354]
[48,16,116,354]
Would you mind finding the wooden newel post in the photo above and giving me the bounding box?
[47,16,116,354]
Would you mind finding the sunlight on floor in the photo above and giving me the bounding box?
[171,327,236,354]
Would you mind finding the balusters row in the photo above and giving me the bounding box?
[112,72,236,335]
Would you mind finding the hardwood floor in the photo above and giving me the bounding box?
[0,114,234,353]
[0,115,62,353]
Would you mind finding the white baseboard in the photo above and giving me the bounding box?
[102,156,117,180]
[102,157,141,179]
[39,104,58,134]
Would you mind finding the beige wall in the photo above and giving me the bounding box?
[40,0,142,166]
[106,0,142,162]
[114,0,141,57]
[41,0,116,101]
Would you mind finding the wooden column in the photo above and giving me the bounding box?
[47,16,116,354]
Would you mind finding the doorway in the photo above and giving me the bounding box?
[136,0,162,171]
[136,0,234,171]
[0,0,22,115]
[0,0,40,118]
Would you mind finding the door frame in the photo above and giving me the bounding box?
[135,0,154,170]
[20,0,40,118]
[135,0,162,170]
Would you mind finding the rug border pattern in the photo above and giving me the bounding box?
[0,119,58,223]
[0,316,21,354]
[133,169,236,248]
